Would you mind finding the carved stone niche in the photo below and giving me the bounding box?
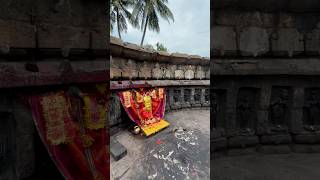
[212,90,227,136]
[201,88,210,107]
[192,88,202,107]
[303,88,320,132]
[211,89,227,151]
[236,88,259,135]
[0,112,16,180]
[165,89,171,112]
[171,88,182,110]
[109,92,121,127]
[182,88,191,108]
[267,86,292,134]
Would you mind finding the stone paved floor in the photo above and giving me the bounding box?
[212,153,320,180]
[110,109,210,180]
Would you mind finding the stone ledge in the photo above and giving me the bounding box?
[110,80,210,90]
[110,36,209,65]
[212,58,320,75]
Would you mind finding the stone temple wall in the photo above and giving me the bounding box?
[110,37,210,133]
[211,0,320,155]
[0,0,108,179]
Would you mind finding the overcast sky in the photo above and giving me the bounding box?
[111,0,210,57]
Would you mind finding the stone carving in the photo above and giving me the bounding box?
[196,66,205,80]
[184,65,195,80]
[139,61,152,80]
[164,65,175,79]
[211,89,226,134]
[236,88,258,134]
[109,93,121,126]
[194,89,201,103]
[172,89,181,109]
[174,65,184,79]
[122,59,138,80]
[269,87,291,131]
[184,88,191,107]
[212,92,218,129]
[152,63,164,80]
[303,88,320,131]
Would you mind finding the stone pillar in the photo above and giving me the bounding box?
[226,88,237,135]
[291,87,304,133]
[257,85,272,134]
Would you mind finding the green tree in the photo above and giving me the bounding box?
[131,0,174,46]
[110,0,134,39]
[156,42,167,52]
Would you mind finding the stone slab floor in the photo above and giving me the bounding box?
[212,153,320,180]
[110,109,210,180]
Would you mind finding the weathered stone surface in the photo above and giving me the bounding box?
[212,137,227,151]
[258,145,291,154]
[212,26,237,56]
[260,135,292,145]
[0,20,35,49]
[239,27,269,57]
[138,61,152,79]
[122,59,138,80]
[184,65,195,80]
[294,134,320,144]
[271,28,304,57]
[228,136,259,148]
[306,29,320,55]
[152,63,164,80]
[174,66,184,80]
[110,138,127,161]
[292,145,320,153]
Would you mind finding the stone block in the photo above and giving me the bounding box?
[0,20,35,49]
[258,145,292,154]
[260,135,292,145]
[152,63,164,80]
[110,139,127,161]
[138,61,152,80]
[239,27,269,57]
[174,69,184,80]
[227,147,257,156]
[212,137,227,151]
[212,26,237,56]
[228,136,259,148]
[38,24,89,49]
[121,59,138,80]
[292,145,320,153]
[195,66,206,80]
[306,29,320,55]
[293,134,320,144]
[271,28,304,57]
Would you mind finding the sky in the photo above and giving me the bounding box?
[111,0,210,57]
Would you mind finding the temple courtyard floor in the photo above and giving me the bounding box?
[212,153,320,180]
[110,109,210,180]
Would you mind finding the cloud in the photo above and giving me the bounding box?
[111,0,210,57]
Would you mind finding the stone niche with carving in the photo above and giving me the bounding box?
[303,88,320,132]
[267,86,292,133]
[236,88,259,135]
[211,89,228,152]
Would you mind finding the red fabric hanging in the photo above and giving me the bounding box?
[117,87,166,126]
[28,87,109,180]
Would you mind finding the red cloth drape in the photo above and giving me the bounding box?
[117,88,166,126]
[28,88,109,180]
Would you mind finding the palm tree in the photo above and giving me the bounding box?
[110,0,134,39]
[131,0,174,46]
